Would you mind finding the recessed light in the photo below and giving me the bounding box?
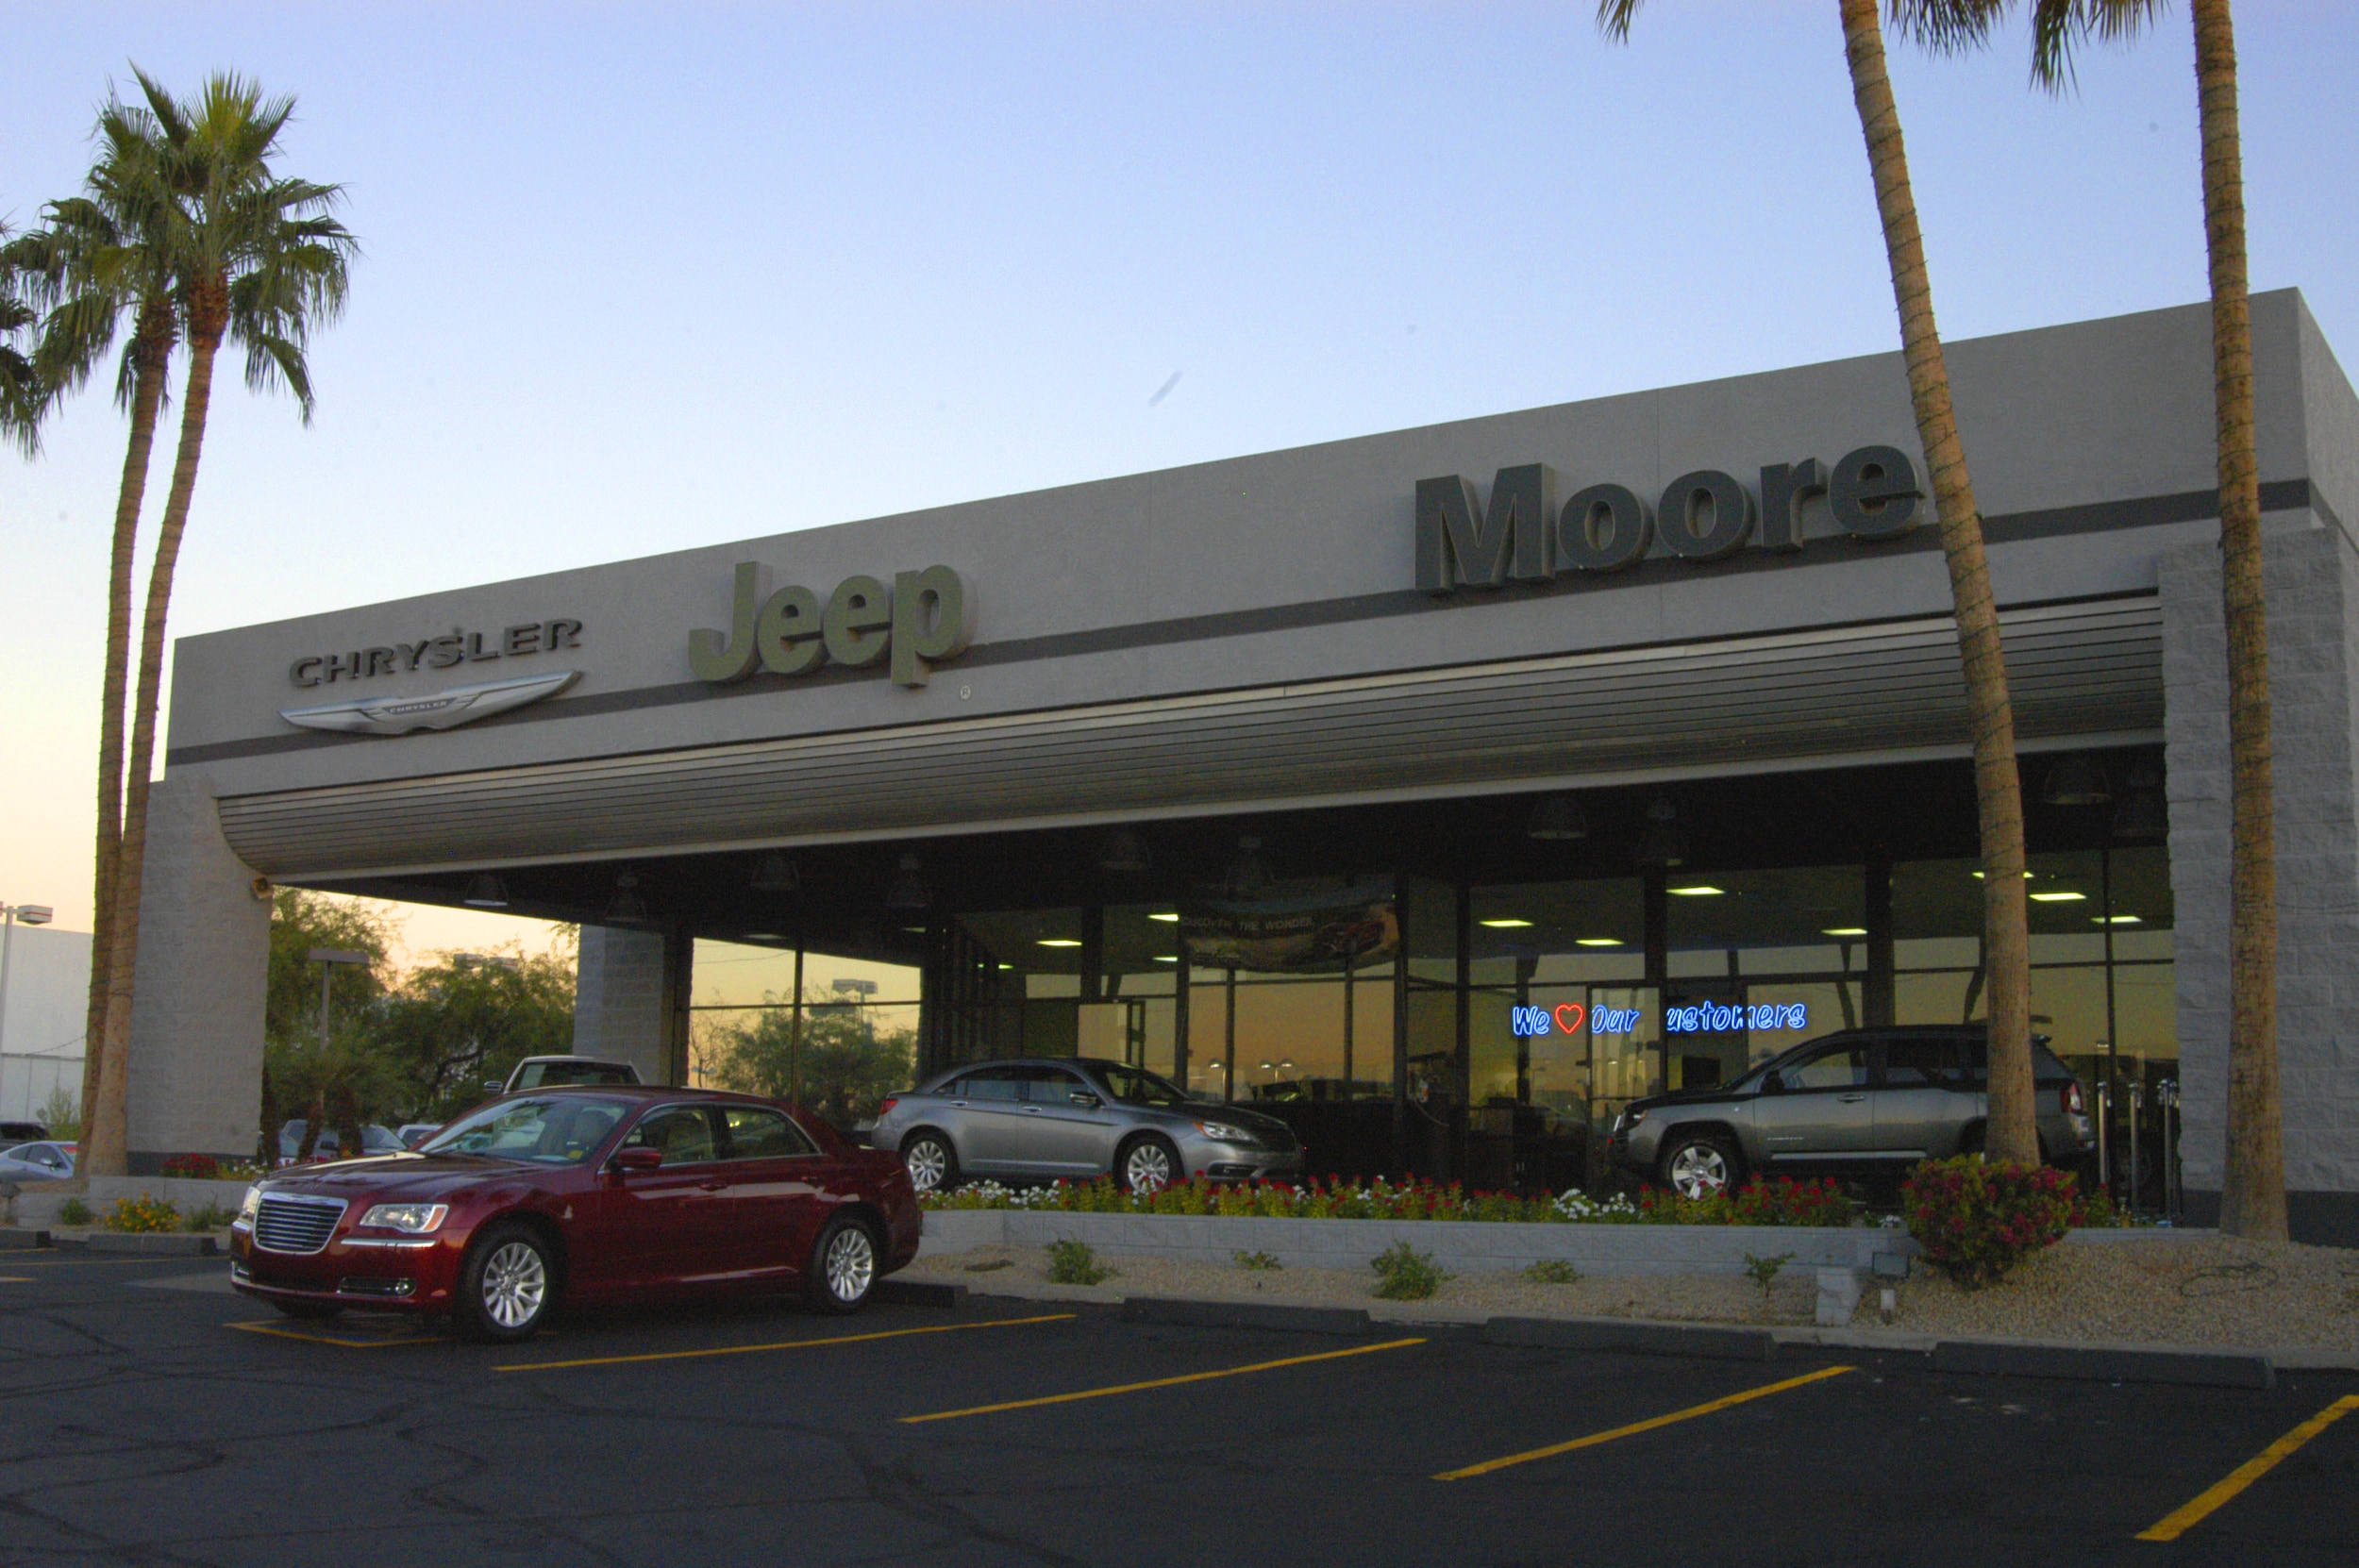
[2096,914,2143,925]
[1148,912,1180,923]
[1971,871,2038,880]
[1037,938,1083,947]
[1821,927,1867,937]
[743,932,784,941]
[1667,886,1724,897]
[1575,938,1623,947]
[2029,892,2087,903]
[1153,955,1179,962]
[996,962,1015,971]
[1480,918,1533,928]
[900,926,927,933]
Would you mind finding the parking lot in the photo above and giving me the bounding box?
[2,1251,2354,1567]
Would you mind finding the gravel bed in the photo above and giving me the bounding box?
[908,1234,2359,1351]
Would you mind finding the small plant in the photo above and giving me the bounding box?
[1233,1249,1282,1271]
[58,1198,92,1226]
[103,1193,181,1233]
[1046,1239,1114,1286]
[1742,1251,1795,1299]
[160,1154,221,1180]
[1522,1259,1580,1285]
[183,1202,238,1232]
[962,1259,1013,1273]
[1902,1157,2078,1288]
[1369,1241,1451,1300]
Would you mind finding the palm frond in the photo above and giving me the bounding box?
[2028,0,2169,92]
[1594,0,1646,42]
[1888,0,2011,56]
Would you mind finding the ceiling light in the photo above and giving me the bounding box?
[1037,938,1083,948]
[1575,938,1623,947]
[2041,756,2112,807]
[900,926,927,934]
[461,874,509,909]
[2096,914,2143,925]
[1480,918,1534,928]
[2029,892,2087,903]
[1970,871,2037,879]
[1148,912,1180,923]
[602,873,651,926]
[996,962,1014,971]
[742,931,784,941]
[1635,799,1687,868]
[1667,885,1724,897]
[884,852,930,910]
[1153,955,1179,962]
[1821,927,1867,937]
[1223,835,1269,898]
[1526,794,1588,842]
[749,850,799,893]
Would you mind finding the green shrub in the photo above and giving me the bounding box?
[1046,1239,1113,1286]
[1369,1241,1451,1300]
[58,1198,92,1226]
[1522,1259,1580,1284]
[104,1193,181,1233]
[1233,1249,1282,1271]
[1902,1157,2078,1288]
[1742,1251,1795,1298]
[183,1202,238,1232]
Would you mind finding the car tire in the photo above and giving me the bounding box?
[455,1222,555,1343]
[272,1299,343,1321]
[900,1130,959,1194]
[807,1213,881,1314]
[1659,1132,1741,1200]
[1116,1134,1181,1194]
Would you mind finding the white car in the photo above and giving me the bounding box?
[0,1142,75,1181]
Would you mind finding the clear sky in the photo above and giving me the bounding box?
[4,1,2353,969]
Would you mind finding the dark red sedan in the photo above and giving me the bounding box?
[229,1086,920,1341]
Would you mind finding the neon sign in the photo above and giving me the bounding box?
[1666,1003,1808,1033]
[1508,1003,1642,1038]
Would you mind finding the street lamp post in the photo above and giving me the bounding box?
[0,901,56,1079]
[307,948,370,1051]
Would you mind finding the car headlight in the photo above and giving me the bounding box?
[1193,1121,1257,1145]
[358,1203,449,1234]
[237,1186,260,1223]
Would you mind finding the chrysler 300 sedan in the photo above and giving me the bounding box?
[1612,1026,2095,1198]
[870,1058,1305,1193]
[229,1087,920,1341]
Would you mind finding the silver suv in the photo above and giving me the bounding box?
[870,1057,1306,1193]
[1611,1026,2095,1198]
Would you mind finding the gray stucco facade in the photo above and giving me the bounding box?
[131,290,2359,1240]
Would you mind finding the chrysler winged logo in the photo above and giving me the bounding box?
[279,670,580,736]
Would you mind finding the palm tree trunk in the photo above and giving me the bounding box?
[1837,0,2037,1163]
[2193,0,2284,1240]
[76,302,172,1146]
[83,310,223,1176]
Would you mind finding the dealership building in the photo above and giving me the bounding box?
[133,291,2359,1243]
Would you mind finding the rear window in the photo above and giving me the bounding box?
[1886,1037,2072,1084]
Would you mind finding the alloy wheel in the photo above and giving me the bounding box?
[480,1240,546,1329]
[1666,1143,1730,1200]
[904,1138,948,1193]
[825,1224,876,1304]
[1123,1141,1174,1193]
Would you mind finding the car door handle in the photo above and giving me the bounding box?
[1838,1093,1867,1103]
[1021,1107,1043,1115]
[698,1178,728,1192]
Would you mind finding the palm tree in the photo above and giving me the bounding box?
[3,101,187,1142]
[0,227,52,452]
[2003,0,2281,1236]
[1598,0,2040,1160]
[79,70,356,1176]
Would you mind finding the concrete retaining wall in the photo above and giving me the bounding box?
[9,1176,254,1228]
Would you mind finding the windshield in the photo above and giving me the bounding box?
[1096,1064,1190,1108]
[419,1096,629,1165]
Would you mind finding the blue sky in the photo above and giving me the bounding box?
[4,1,2353,959]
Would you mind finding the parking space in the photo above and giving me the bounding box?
[0,1256,2353,1566]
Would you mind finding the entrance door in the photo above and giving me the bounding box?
[1752,1038,1875,1162]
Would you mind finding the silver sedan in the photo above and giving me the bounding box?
[870,1058,1305,1193]
[0,1142,75,1181]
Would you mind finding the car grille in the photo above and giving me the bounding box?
[253,1194,347,1254]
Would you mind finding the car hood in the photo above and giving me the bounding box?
[259,1153,552,1201]
[1149,1104,1296,1140]
[1628,1086,1750,1115]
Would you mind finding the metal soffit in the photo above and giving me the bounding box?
[217,598,2164,879]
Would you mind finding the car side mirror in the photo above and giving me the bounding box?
[482,1080,501,1094]
[609,1146,663,1176]
[1761,1072,1784,1095]
[1070,1093,1102,1109]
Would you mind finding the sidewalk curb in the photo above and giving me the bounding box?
[875,1277,967,1309]
[0,1229,51,1250]
[68,1232,220,1257]
[1122,1298,1373,1337]
[1485,1316,1777,1362]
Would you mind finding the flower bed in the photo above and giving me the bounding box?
[922,1175,1874,1228]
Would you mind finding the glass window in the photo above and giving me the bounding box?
[423,1096,629,1165]
[1021,1067,1090,1104]
[1883,1036,1963,1086]
[1097,1064,1191,1107]
[720,1105,816,1159]
[624,1105,719,1163]
[1665,866,1865,977]
[957,1067,1026,1102]
[1782,1043,1869,1091]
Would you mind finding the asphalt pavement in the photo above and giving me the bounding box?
[1,1251,2353,1567]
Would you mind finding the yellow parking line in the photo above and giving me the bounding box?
[226,1319,446,1348]
[495,1312,1077,1373]
[0,1255,201,1267]
[900,1336,1427,1425]
[0,1276,31,1283]
[1434,1365,1856,1481]
[2136,1394,2359,1543]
